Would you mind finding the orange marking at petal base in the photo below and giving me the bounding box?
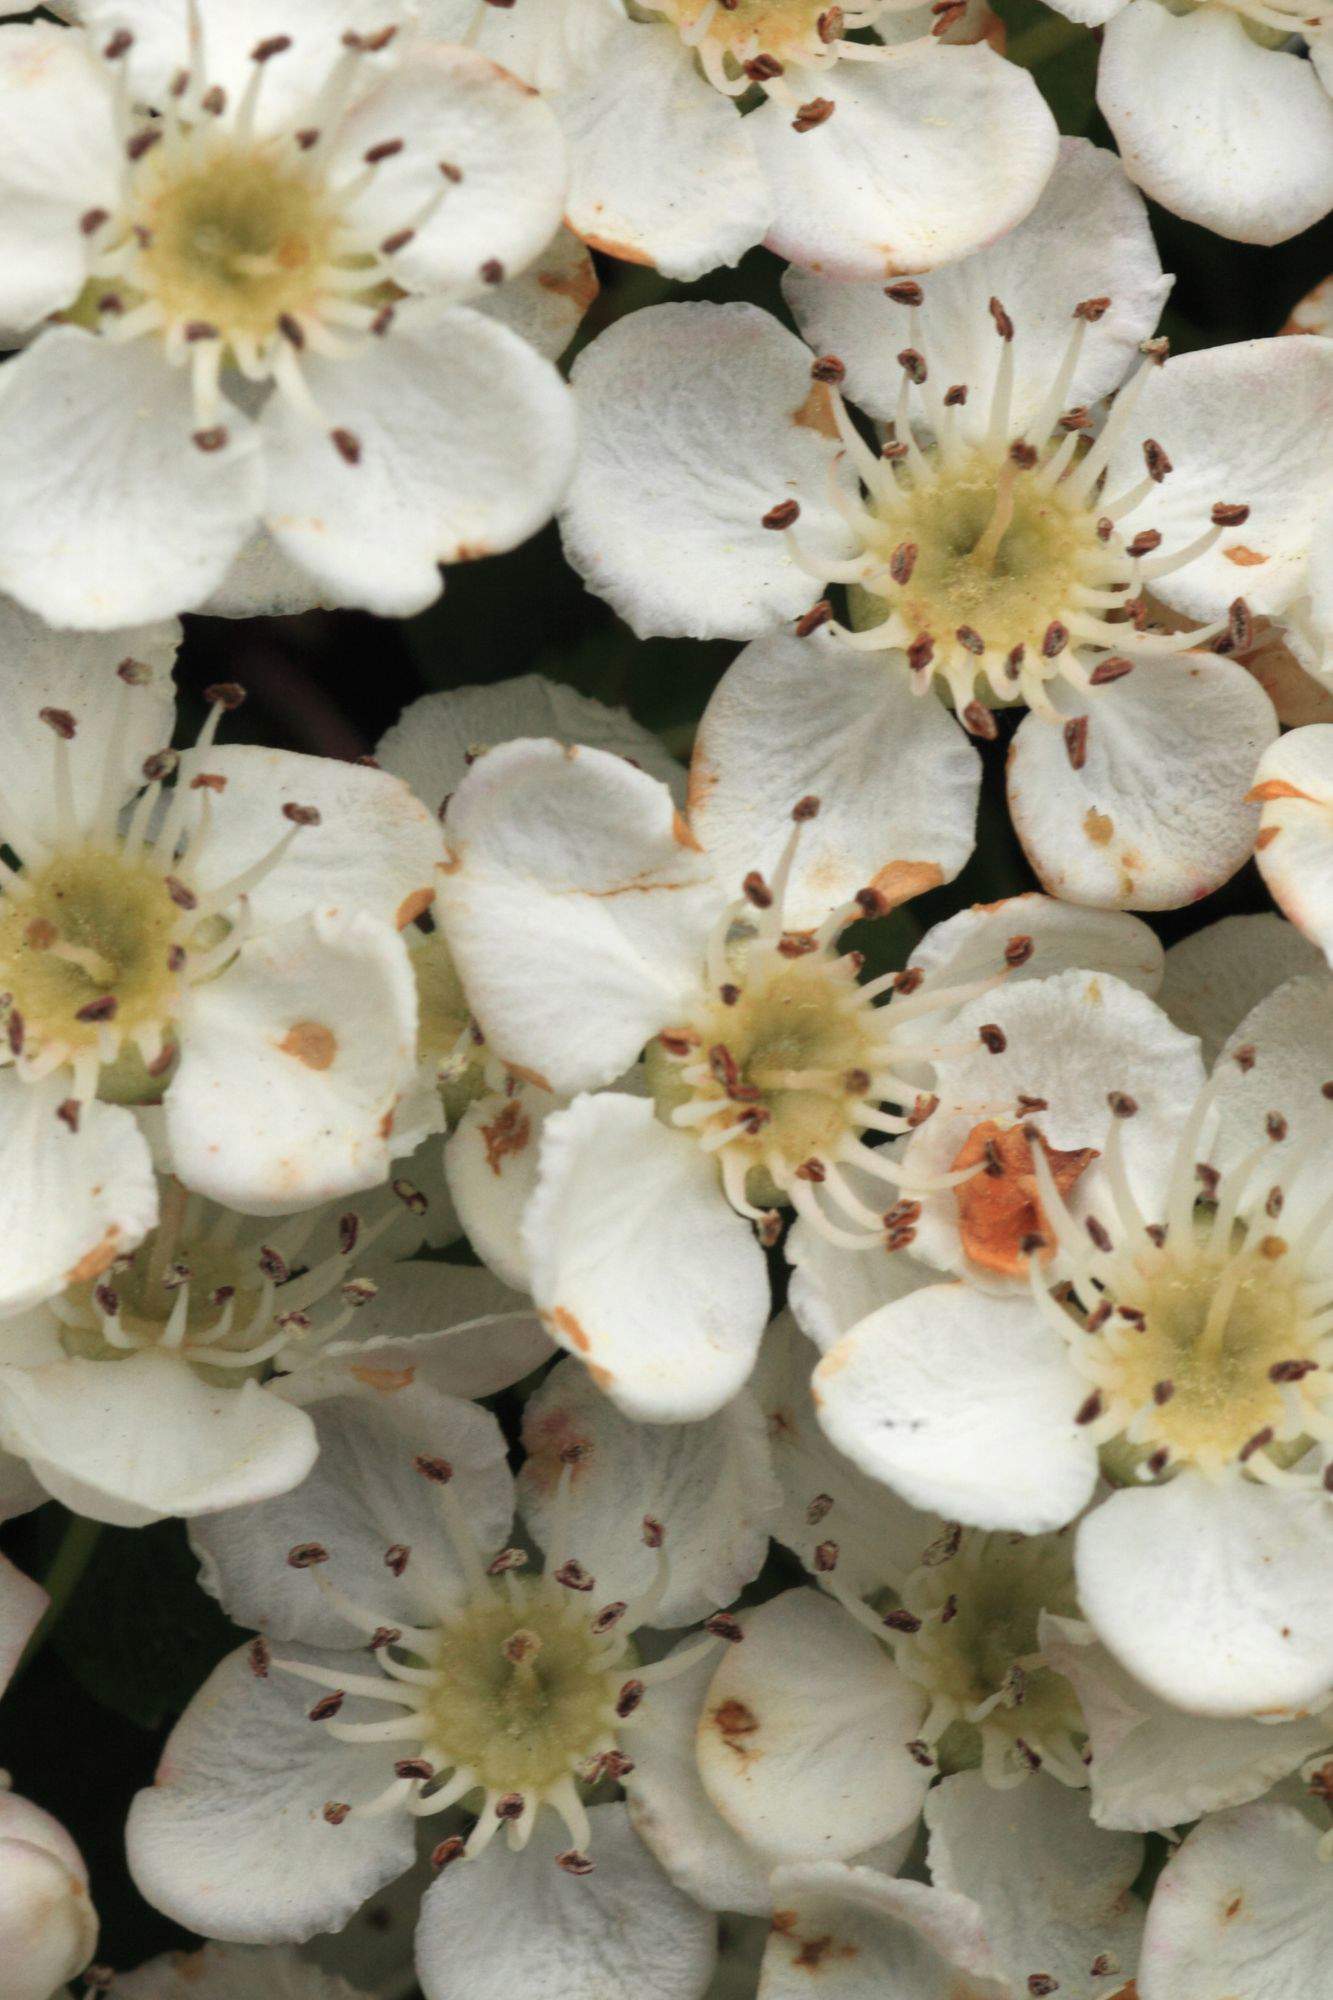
[791,380,840,439]
[280,1020,337,1069]
[66,1226,121,1286]
[552,1306,591,1353]
[867,859,944,908]
[395,886,434,929]
[1224,546,1268,566]
[1246,778,1318,804]
[480,1099,531,1177]
[672,809,703,851]
[350,1365,416,1393]
[952,1120,1098,1277]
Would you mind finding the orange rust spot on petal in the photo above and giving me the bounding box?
[279,1020,337,1069]
[440,848,463,873]
[552,1306,591,1353]
[1224,546,1268,566]
[480,1099,531,1177]
[711,1698,760,1751]
[1083,808,1114,847]
[867,859,943,908]
[794,1934,858,1971]
[792,380,839,439]
[952,1120,1098,1278]
[1247,778,1319,804]
[66,1226,121,1287]
[537,259,599,315]
[379,1107,396,1140]
[350,1364,416,1393]
[587,1362,614,1389]
[577,228,655,268]
[395,886,434,930]
[672,808,703,852]
[1255,826,1280,849]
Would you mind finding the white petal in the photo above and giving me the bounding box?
[411,0,619,93]
[760,1865,1003,2000]
[309,1261,553,1404]
[0,330,261,629]
[0,1551,45,1697]
[518,1356,778,1622]
[0,1790,98,2000]
[1008,653,1277,910]
[558,18,771,281]
[114,1943,358,2000]
[787,1176,940,1357]
[0,1076,158,1317]
[1076,1477,1333,1718]
[329,44,567,297]
[166,908,420,1216]
[472,228,599,363]
[376,674,684,816]
[0,1350,318,1528]
[126,1641,416,1944]
[926,1771,1143,1995]
[561,302,857,641]
[697,1589,928,1861]
[191,1381,511,1644]
[1252,725,1333,964]
[907,893,1164,1002]
[415,1802,717,2000]
[184,743,447,933]
[523,1095,771,1423]
[1159,914,1326,1063]
[439,738,719,1095]
[624,1638,780,1918]
[1040,1613,1333,1832]
[783,136,1166,429]
[752,44,1057,281]
[0,23,121,337]
[813,1285,1098,1532]
[1138,1801,1333,2000]
[1098,3,1333,245]
[261,313,576,617]
[1103,336,1333,623]
[445,1082,555,1295]
[689,628,980,929]
[199,530,330,621]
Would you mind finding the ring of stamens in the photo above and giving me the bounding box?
[273,1469,735,1869]
[645,799,995,1248]
[772,288,1251,735]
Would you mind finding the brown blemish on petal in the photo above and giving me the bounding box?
[552,1306,591,1353]
[379,1107,396,1141]
[587,1362,614,1389]
[280,1020,338,1069]
[1224,546,1267,566]
[711,1697,760,1753]
[66,1226,121,1286]
[1247,778,1319,805]
[440,848,463,874]
[1256,826,1280,849]
[395,887,434,929]
[537,259,599,315]
[576,228,655,268]
[792,380,839,439]
[350,1364,416,1393]
[522,1409,593,1492]
[1083,808,1115,847]
[867,859,943,908]
[672,809,703,852]
[952,1120,1098,1277]
[793,1934,858,1971]
[481,1099,531,1176]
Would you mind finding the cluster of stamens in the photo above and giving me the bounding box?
[769,286,1253,742]
[647,798,1004,1247]
[77,21,486,455]
[1024,1053,1333,1487]
[270,1462,739,1870]
[0,673,316,1105]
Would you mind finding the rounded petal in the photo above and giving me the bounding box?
[0,329,261,629]
[518,1355,779,1622]
[310,1261,553,1403]
[813,1285,1098,1532]
[751,43,1057,281]
[415,1802,716,2000]
[1098,3,1333,245]
[167,908,420,1216]
[184,744,447,934]
[1076,1477,1333,1718]
[926,1771,1144,1996]
[377,674,683,817]
[523,1095,771,1423]
[472,227,599,363]
[1159,914,1326,1062]
[760,1865,1002,2000]
[411,0,620,92]
[0,1789,97,2000]
[558,18,771,280]
[329,44,567,297]
[0,1350,319,1528]
[783,136,1167,429]
[199,529,331,621]
[261,313,576,617]
[0,23,121,337]
[1207,970,1333,1247]
[697,1589,929,1862]
[1040,1613,1333,1833]
[445,1081,555,1294]
[1252,725,1333,963]
[1103,337,1333,624]
[689,629,980,929]
[191,1380,512,1644]
[787,1162,940,1357]
[1008,652,1277,910]
[127,1641,416,1944]
[0,1552,46,1697]
[114,1944,361,2000]
[1138,1802,1333,2000]
[439,738,719,1096]
[561,302,857,641]
[906,893,1164,1002]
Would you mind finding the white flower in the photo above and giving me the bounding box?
[1251,725,1333,965]
[129,1379,739,2000]
[813,975,1333,1719]
[1043,0,1333,247]
[414,0,1058,283]
[111,1943,367,2000]
[438,733,996,1418]
[0,609,446,1225]
[562,140,1281,910]
[0,1782,99,2000]
[0,1,577,627]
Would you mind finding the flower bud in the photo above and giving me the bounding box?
[0,1785,98,2000]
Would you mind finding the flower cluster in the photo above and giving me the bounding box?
[1,3,1332,1999]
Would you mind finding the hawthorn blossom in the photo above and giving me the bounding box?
[416,0,1059,282]
[1250,726,1333,966]
[0,610,446,1233]
[129,1379,748,1999]
[0,1782,99,2000]
[1042,0,1333,247]
[814,975,1333,1719]
[0,0,577,628]
[563,141,1280,909]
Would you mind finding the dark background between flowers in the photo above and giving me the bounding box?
[1,4,1330,1981]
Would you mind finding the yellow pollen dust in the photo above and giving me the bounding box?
[421,1587,619,1795]
[0,848,182,1059]
[135,141,339,340]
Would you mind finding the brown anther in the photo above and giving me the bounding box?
[921,1522,962,1566]
[882,1607,922,1634]
[392,1178,428,1214]
[988,297,1015,341]
[615,1679,645,1717]
[1041,622,1069,659]
[385,1544,410,1576]
[1089,656,1134,686]
[381,228,416,256]
[103,29,134,58]
[363,138,404,164]
[795,1157,828,1182]
[258,1244,289,1283]
[1267,1111,1289,1141]
[1127,529,1162,559]
[812,1539,838,1572]
[330,428,363,465]
[142,749,179,782]
[907,634,935,673]
[369,1626,401,1650]
[944,384,969,407]
[795,599,833,637]
[413,1454,453,1485]
[1073,296,1111,322]
[978,1024,1006,1054]
[742,869,774,909]
[906,1739,936,1767]
[1009,440,1038,470]
[893,967,924,995]
[792,97,835,131]
[817,2,846,34]
[743,52,784,79]
[322,1802,350,1826]
[908,1092,939,1127]
[1270,1358,1318,1383]
[430,1837,466,1870]
[38,706,77,741]
[1232,1043,1257,1073]
[1143,438,1172,483]
[308,1692,345,1721]
[487,1547,529,1576]
[792,794,821,821]
[719,982,741,1006]
[706,1612,745,1643]
[590,1602,628,1636]
[394,1758,434,1782]
[75,994,118,1023]
[554,1559,595,1593]
[961,701,998,741]
[1003,935,1035,968]
[955,625,985,656]
[762,499,801,532]
[1059,406,1092,432]
[193,426,230,453]
[1075,1391,1104,1426]
[1211,502,1250,527]
[1028,1978,1059,1997]
[248,1636,271,1678]
[810,355,845,385]
[1107,1091,1138,1118]
[1239,1426,1275,1463]
[557,1848,596,1875]
[885,280,924,306]
[1063,715,1089,770]
[1228,597,1254,651]
[252,33,293,59]
[806,1493,834,1523]
[642,1515,665,1548]
[881,440,909,462]
[889,541,918,585]
[126,128,163,161]
[287,1542,329,1568]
